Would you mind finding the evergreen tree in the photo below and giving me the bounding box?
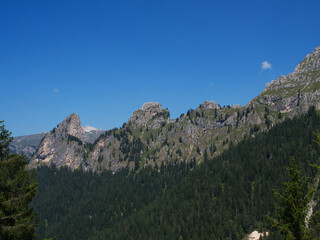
[267,159,318,240]
[0,121,12,160]
[0,121,38,240]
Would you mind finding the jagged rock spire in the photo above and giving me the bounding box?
[28,113,84,170]
[57,113,83,140]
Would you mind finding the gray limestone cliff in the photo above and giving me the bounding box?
[128,102,170,129]
[29,113,85,169]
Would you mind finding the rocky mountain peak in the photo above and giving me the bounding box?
[141,102,162,111]
[263,47,320,94]
[57,113,83,140]
[29,113,84,169]
[294,46,320,73]
[258,46,320,114]
[129,102,170,129]
[201,100,220,110]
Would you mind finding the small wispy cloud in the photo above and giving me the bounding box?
[261,61,272,70]
[209,83,214,88]
[53,88,59,93]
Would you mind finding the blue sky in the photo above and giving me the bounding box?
[1,0,320,136]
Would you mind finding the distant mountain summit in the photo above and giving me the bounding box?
[27,47,320,172]
[258,46,320,114]
[9,132,48,157]
[82,126,105,143]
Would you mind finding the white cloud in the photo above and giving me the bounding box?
[53,88,59,93]
[261,61,272,70]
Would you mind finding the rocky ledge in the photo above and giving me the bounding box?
[128,102,170,129]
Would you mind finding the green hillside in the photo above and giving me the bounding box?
[33,107,320,239]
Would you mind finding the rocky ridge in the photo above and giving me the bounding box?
[259,46,320,114]
[28,47,320,172]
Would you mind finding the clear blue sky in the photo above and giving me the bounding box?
[1,0,320,136]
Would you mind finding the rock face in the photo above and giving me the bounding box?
[259,47,320,114]
[29,113,85,169]
[129,102,170,129]
[200,100,220,110]
[294,47,320,74]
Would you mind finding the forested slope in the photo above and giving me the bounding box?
[33,107,320,240]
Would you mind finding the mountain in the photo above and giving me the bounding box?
[28,113,84,169]
[9,132,48,157]
[33,107,320,240]
[256,46,320,114]
[9,125,104,158]
[29,47,320,172]
[82,126,105,143]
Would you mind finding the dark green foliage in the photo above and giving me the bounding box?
[93,128,118,145]
[67,135,82,145]
[0,155,38,240]
[176,148,182,157]
[265,107,270,115]
[91,107,320,239]
[186,109,193,117]
[209,144,217,155]
[0,121,12,160]
[250,124,260,135]
[33,163,193,240]
[117,130,145,164]
[152,110,170,120]
[196,145,200,154]
[0,121,38,240]
[33,107,320,239]
[267,159,319,240]
[161,137,168,148]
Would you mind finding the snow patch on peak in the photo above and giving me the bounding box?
[82,126,101,133]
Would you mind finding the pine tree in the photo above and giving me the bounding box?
[0,121,38,240]
[0,121,12,160]
[267,159,319,240]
